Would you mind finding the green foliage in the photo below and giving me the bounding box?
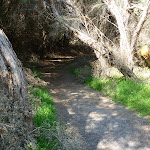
[69,66,92,82]
[30,67,42,78]
[31,87,55,125]
[30,86,60,150]
[85,77,150,117]
[0,6,7,22]
[69,68,78,76]
[70,66,150,117]
[20,0,28,3]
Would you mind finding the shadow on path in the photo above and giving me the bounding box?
[40,56,150,150]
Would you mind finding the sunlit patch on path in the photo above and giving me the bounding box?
[40,56,150,150]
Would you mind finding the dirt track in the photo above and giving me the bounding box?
[40,56,150,150]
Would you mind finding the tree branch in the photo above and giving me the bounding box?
[48,0,137,78]
[129,5,144,11]
[104,0,134,67]
[131,0,150,51]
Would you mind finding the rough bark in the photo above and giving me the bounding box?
[0,29,33,149]
[73,31,137,78]
[104,0,134,68]
[49,0,137,78]
[131,0,150,51]
[0,29,27,103]
[104,0,150,67]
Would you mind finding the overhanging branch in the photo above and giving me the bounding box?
[48,0,138,78]
[131,0,150,51]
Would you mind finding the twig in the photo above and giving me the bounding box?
[0,123,14,128]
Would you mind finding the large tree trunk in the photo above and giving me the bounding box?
[48,0,137,78]
[0,29,27,102]
[0,29,33,149]
[104,0,134,68]
[73,31,137,78]
[104,0,150,68]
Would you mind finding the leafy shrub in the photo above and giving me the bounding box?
[70,65,92,82]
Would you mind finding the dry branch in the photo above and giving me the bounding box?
[131,0,150,51]
[104,0,133,67]
[49,0,137,78]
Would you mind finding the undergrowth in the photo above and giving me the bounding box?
[69,65,92,82]
[30,67,42,78]
[29,68,87,150]
[30,86,61,150]
[71,67,150,118]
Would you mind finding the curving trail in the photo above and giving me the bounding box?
[40,56,150,150]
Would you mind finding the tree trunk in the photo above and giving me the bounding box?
[104,0,134,68]
[131,0,150,51]
[0,29,27,102]
[74,30,137,78]
[104,0,150,68]
[0,29,33,148]
[48,0,137,78]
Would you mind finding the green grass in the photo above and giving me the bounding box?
[85,77,150,117]
[71,67,150,118]
[30,67,42,78]
[69,68,78,76]
[30,86,61,150]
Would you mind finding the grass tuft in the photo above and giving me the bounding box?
[28,67,88,150]
[71,67,150,118]
[30,67,42,78]
[85,77,150,117]
[30,85,86,150]
[30,86,59,149]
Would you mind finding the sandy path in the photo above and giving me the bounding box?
[40,57,150,150]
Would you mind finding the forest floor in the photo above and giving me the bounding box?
[38,55,150,150]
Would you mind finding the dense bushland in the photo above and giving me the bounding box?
[1,0,150,69]
[1,0,150,149]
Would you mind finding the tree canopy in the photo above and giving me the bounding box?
[0,0,150,77]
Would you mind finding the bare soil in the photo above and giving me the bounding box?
[39,56,150,150]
